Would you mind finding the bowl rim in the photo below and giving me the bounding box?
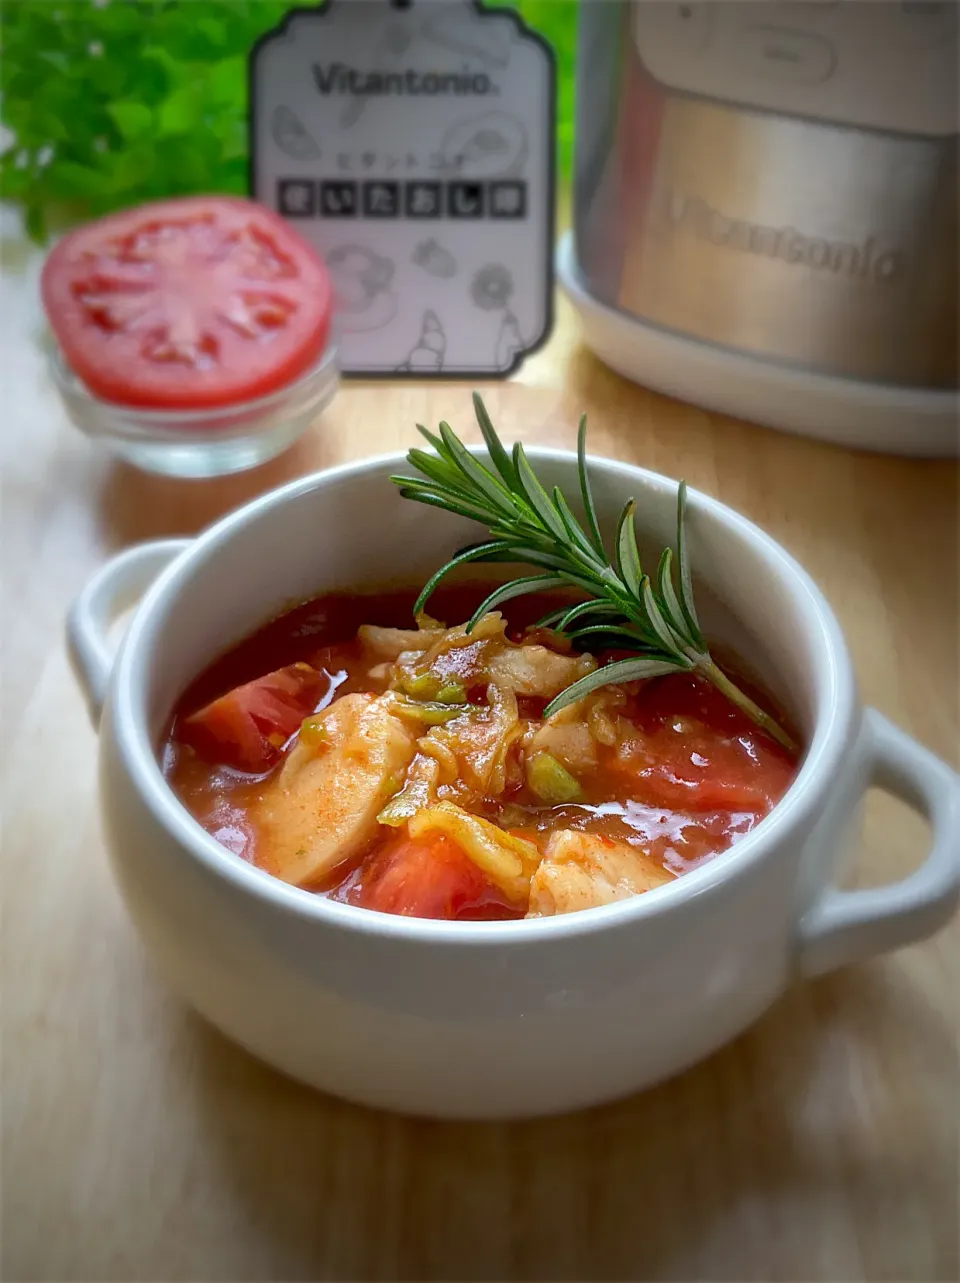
[111,447,856,944]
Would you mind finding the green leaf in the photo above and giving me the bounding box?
[39,51,70,75]
[615,501,644,597]
[566,624,663,650]
[577,414,605,556]
[641,576,685,655]
[544,657,687,718]
[475,545,575,575]
[107,101,153,142]
[195,17,227,51]
[155,138,209,189]
[392,483,497,529]
[407,447,479,502]
[416,423,460,471]
[438,420,518,520]
[656,547,699,652]
[412,540,512,617]
[25,204,46,245]
[553,487,604,567]
[46,161,108,201]
[216,117,248,163]
[156,83,203,137]
[676,481,704,645]
[472,393,518,489]
[207,55,245,107]
[99,3,145,36]
[513,443,569,543]
[466,575,563,633]
[141,44,183,85]
[0,0,293,227]
[107,145,156,193]
[0,161,32,201]
[534,606,571,629]
[556,599,622,632]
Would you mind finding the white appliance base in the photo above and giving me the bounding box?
[557,232,959,458]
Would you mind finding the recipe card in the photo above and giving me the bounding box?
[250,0,556,378]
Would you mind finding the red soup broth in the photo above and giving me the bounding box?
[163,584,799,920]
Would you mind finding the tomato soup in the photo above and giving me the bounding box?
[163,585,798,921]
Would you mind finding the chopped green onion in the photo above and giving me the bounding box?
[391,698,467,726]
[377,772,431,826]
[436,680,467,704]
[526,752,584,804]
[400,672,467,704]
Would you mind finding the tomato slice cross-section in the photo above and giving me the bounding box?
[42,196,332,410]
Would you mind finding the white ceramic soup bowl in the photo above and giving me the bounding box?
[68,452,960,1119]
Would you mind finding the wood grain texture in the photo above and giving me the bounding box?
[2,239,957,1283]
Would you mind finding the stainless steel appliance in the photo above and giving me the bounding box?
[559,1,959,454]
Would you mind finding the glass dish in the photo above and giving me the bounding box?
[48,337,339,479]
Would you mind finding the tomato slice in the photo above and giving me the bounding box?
[41,196,332,410]
[178,662,324,772]
[613,674,797,813]
[340,833,522,921]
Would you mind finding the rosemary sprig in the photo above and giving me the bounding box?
[390,394,796,752]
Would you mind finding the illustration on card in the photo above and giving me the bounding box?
[440,112,528,178]
[397,310,447,372]
[413,239,458,279]
[271,105,321,160]
[471,263,525,368]
[327,245,398,332]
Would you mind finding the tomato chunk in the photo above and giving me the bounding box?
[41,196,332,409]
[613,674,797,813]
[178,662,324,772]
[338,833,522,921]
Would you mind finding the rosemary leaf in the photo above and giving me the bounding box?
[513,443,570,544]
[641,576,687,655]
[577,414,605,557]
[566,624,672,653]
[466,575,565,633]
[553,486,606,568]
[412,540,513,617]
[438,421,517,520]
[545,657,687,717]
[615,501,643,598]
[676,480,704,647]
[472,391,519,489]
[656,547,699,652]
[557,598,622,631]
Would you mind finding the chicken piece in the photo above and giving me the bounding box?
[255,693,417,887]
[527,830,675,917]
[486,644,595,699]
[358,625,442,662]
[526,720,598,774]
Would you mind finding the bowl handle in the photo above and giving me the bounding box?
[798,709,960,976]
[67,539,190,727]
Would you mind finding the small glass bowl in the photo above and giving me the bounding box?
[48,337,339,478]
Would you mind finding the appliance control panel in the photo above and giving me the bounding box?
[631,1,957,136]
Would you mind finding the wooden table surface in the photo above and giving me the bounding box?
[3,229,958,1283]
